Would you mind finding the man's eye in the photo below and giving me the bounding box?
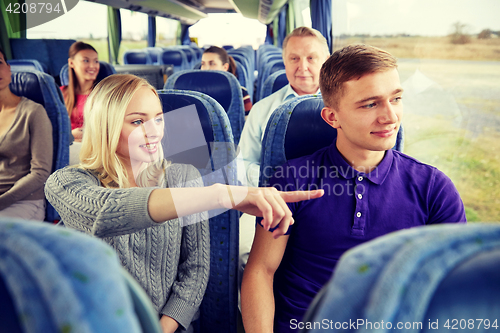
[362,103,376,109]
[392,96,403,103]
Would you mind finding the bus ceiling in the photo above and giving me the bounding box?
[87,0,289,25]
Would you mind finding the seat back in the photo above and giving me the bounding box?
[7,59,46,72]
[257,59,285,101]
[164,70,245,144]
[9,70,70,222]
[10,38,76,78]
[157,89,240,333]
[143,47,164,65]
[233,61,252,102]
[260,69,288,100]
[159,49,189,72]
[0,218,161,333]
[59,61,116,86]
[302,223,500,333]
[123,50,152,65]
[259,95,403,187]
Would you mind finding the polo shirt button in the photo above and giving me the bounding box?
[357,194,362,199]
[358,176,363,181]
[356,212,361,218]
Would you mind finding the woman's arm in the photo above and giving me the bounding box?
[148,185,323,238]
[0,103,53,209]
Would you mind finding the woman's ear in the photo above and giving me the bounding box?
[321,106,341,129]
[68,58,74,68]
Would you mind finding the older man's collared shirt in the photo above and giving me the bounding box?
[258,140,466,333]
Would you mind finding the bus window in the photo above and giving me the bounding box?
[330,0,500,222]
[189,13,266,49]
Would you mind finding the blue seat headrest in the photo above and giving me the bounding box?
[9,72,44,107]
[284,97,337,160]
[161,50,183,67]
[158,93,214,171]
[124,51,150,65]
[171,71,232,112]
[272,72,288,94]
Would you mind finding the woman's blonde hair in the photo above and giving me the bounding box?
[79,74,160,188]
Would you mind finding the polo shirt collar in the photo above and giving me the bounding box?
[328,141,394,185]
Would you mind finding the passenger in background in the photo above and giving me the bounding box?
[45,74,323,333]
[0,48,53,220]
[60,41,99,142]
[201,46,252,115]
[239,27,330,187]
[241,45,467,333]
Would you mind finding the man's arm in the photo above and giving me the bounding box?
[241,224,289,333]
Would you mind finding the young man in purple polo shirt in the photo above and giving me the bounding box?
[240,45,466,333]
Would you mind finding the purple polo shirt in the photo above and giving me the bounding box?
[257,141,466,333]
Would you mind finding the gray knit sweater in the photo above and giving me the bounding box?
[44,164,210,330]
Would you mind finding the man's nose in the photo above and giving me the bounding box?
[378,101,399,124]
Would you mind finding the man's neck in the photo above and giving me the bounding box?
[336,138,385,174]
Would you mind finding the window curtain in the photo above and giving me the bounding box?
[177,23,191,45]
[276,4,287,47]
[286,1,296,34]
[147,15,156,47]
[107,7,121,64]
[0,6,12,59]
[265,24,274,45]
[0,0,26,39]
[310,0,332,53]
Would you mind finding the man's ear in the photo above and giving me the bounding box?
[321,106,340,129]
[223,63,229,71]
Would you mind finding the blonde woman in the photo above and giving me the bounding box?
[45,74,322,333]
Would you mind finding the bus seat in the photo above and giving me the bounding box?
[157,89,240,333]
[259,95,403,187]
[164,70,245,145]
[175,46,197,68]
[228,52,254,89]
[233,61,252,103]
[10,38,76,78]
[159,49,189,72]
[8,59,46,73]
[0,217,161,333]
[9,70,70,222]
[257,59,285,102]
[59,61,117,86]
[302,223,500,333]
[143,47,163,65]
[123,50,152,65]
[222,45,234,51]
[260,69,288,101]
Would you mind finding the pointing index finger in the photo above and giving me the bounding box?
[280,189,324,203]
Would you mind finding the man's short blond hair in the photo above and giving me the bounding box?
[282,26,330,57]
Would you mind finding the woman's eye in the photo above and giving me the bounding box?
[155,117,163,124]
[132,119,143,125]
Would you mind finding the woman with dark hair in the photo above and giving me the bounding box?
[201,46,253,115]
[0,48,53,220]
[60,41,100,142]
